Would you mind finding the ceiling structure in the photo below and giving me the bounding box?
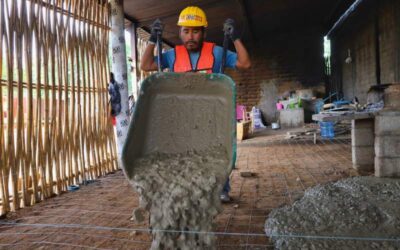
[123,0,357,46]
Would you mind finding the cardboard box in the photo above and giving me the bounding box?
[237,121,251,141]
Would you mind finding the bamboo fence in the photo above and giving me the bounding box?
[0,0,117,215]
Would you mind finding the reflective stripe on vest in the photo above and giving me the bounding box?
[173,42,215,73]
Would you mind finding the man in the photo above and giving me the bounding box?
[141,6,251,202]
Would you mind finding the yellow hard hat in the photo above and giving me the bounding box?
[177,6,208,27]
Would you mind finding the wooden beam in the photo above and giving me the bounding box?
[124,13,139,25]
[129,0,222,25]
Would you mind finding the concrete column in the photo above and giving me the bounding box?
[375,84,400,177]
[351,118,374,172]
[110,0,130,166]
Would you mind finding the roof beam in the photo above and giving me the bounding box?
[327,0,366,38]
[125,14,175,47]
[127,0,222,26]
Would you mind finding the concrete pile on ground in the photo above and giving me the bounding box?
[265,176,400,250]
[131,147,229,250]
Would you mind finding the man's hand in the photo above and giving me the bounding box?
[149,19,163,44]
[223,18,251,69]
[223,18,240,41]
[141,19,163,71]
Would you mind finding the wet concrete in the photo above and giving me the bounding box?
[122,73,236,180]
[131,147,229,250]
[121,74,236,249]
[265,176,400,250]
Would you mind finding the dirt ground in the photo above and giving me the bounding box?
[0,128,359,249]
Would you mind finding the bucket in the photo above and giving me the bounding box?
[276,102,284,110]
[236,105,246,121]
[319,121,335,138]
[271,122,280,130]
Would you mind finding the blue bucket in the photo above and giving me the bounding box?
[320,121,335,139]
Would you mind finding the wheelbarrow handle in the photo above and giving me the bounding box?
[221,33,229,74]
[156,31,162,73]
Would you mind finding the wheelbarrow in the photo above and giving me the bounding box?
[122,18,236,186]
[121,72,237,181]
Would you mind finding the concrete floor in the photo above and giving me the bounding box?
[0,128,359,249]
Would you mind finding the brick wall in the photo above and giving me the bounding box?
[331,0,400,104]
[226,29,325,123]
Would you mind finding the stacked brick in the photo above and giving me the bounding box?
[352,118,375,172]
[375,84,400,177]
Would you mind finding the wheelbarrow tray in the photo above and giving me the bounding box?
[122,73,236,179]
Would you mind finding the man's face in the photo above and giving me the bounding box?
[179,27,205,52]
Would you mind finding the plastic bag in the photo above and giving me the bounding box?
[251,107,266,129]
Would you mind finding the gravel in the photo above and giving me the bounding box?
[265,176,400,250]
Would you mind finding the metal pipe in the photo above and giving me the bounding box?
[327,0,366,38]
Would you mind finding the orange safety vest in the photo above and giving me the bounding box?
[173,42,215,73]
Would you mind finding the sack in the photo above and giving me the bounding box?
[251,107,266,129]
[108,82,121,116]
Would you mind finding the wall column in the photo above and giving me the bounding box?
[110,0,130,166]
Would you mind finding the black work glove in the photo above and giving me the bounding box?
[149,19,163,44]
[223,18,240,41]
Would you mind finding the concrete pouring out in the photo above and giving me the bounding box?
[131,147,229,250]
[121,74,236,249]
[265,176,400,250]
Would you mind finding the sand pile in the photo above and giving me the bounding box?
[131,147,230,250]
[265,176,400,250]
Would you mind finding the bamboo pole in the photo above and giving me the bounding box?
[86,0,95,178]
[93,2,102,177]
[25,0,39,205]
[35,0,47,201]
[76,0,86,184]
[70,0,78,184]
[43,0,53,198]
[0,0,8,213]
[62,0,71,188]
[55,0,64,194]
[0,79,110,93]
[7,0,19,211]
[49,0,60,194]
[16,0,28,207]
